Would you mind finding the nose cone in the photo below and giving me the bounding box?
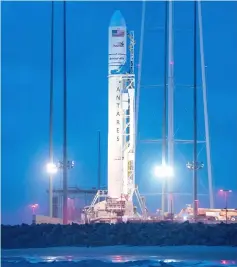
[110,10,126,27]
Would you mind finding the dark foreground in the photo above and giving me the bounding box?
[2,222,237,249]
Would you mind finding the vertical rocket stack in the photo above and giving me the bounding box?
[108,10,127,199]
[82,10,137,223]
[108,10,135,204]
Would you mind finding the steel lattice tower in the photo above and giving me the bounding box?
[139,0,214,212]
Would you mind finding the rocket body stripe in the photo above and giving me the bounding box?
[108,76,123,198]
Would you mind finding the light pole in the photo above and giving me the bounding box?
[186,161,204,220]
[169,192,174,221]
[154,164,174,219]
[30,203,39,215]
[219,189,232,224]
[46,162,57,217]
[30,203,39,224]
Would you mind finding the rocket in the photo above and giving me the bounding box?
[108,10,127,199]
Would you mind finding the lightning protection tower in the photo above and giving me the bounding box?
[139,0,214,211]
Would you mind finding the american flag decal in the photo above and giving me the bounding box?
[112,29,125,37]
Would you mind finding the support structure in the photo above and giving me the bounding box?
[50,187,97,220]
[120,72,136,200]
[139,1,214,212]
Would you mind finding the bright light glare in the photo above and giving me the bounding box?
[46,163,57,174]
[154,164,174,178]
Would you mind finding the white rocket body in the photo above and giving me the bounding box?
[108,11,127,198]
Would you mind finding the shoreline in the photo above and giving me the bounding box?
[2,246,237,261]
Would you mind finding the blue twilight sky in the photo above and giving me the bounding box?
[2,1,237,224]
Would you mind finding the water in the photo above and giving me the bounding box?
[2,246,237,267]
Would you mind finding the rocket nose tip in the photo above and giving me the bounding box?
[112,10,123,17]
[110,10,126,27]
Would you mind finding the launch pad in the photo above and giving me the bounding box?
[82,186,148,223]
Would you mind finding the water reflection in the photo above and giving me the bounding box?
[220,260,236,265]
[2,255,237,266]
